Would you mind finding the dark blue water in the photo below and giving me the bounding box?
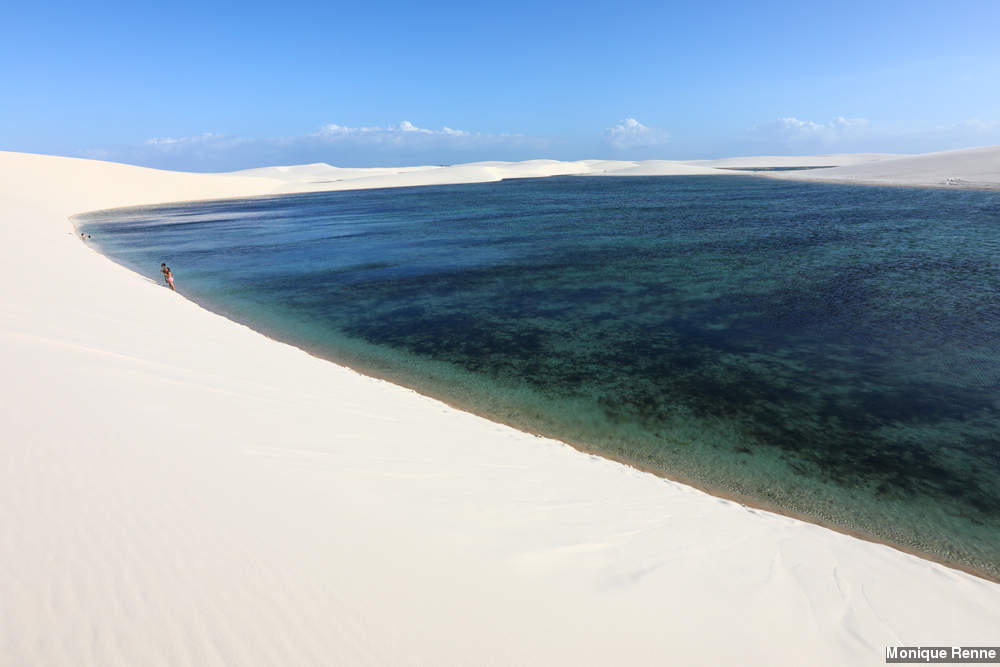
[77,175,1000,579]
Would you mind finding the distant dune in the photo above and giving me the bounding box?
[683,153,902,169]
[764,145,1000,189]
[228,148,1000,193]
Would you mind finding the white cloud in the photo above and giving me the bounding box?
[740,115,1000,154]
[751,116,870,146]
[887,118,1000,153]
[143,132,251,152]
[396,120,431,133]
[145,132,217,146]
[85,119,541,171]
[748,114,1000,152]
[604,118,670,149]
[137,122,513,156]
[313,120,497,145]
[957,118,1000,132]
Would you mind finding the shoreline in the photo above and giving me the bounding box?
[75,229,1000,584]
[765,173,1000,191]
[5,149,1000,665]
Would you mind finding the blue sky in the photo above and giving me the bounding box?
[2,0,999,170]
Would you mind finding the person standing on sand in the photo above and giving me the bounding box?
[160,263,175,291]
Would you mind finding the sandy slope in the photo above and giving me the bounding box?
[2,150,999,666]
[766,145,1000,188]
[235,158,724,193]
[684,153,902,169]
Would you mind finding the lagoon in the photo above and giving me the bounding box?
[79,174,1000,578]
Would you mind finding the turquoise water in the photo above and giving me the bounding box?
[78,175,1000,578]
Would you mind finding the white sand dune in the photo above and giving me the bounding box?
[766,145,1000,189]
[2,149,999,666]
[235,158,724,194]
[589,160,724,176]
[684,153,902,169]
